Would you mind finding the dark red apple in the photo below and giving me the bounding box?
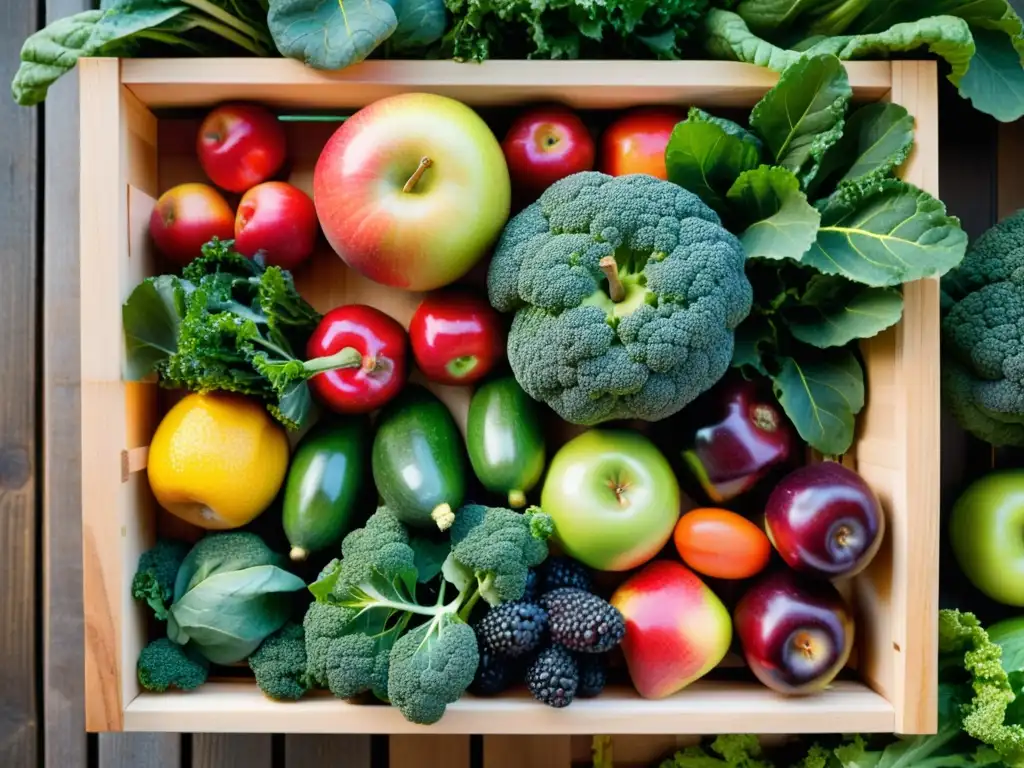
[765,462,885,579]
[681,376,795,503]
[501,106,595,199]
[235,181,318,270]
[197,103,287,193]
[734,569,854,695]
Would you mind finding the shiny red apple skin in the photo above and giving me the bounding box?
[197,103,287,193]
[408,291,505,385]
[501,106,595,199]
[610,560,732,699]
[734,569,854,695]
[600,108,685,180]
[682,376,795,503]
[313,92,511,292]
[149,183,235,266]
[234,181,318,270]
[765,462,885,579]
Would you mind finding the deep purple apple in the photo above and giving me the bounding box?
[765,462,885,579]
[681,377,794,503]
[734,569,854,695]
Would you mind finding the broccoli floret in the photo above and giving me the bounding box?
[487,171,752,426]
[941,209,1024,446]
[387,607,480,726]
[444,504,554,611]
[137,638,208,692]
[131,538,190,620]
[249,622,310,702]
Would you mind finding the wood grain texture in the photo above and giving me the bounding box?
[97,733,182,768]
[0,0,40,764]
[285,735,372,767]
[390,736,471,768]
[193,734,273,768]
[43,0,90,764]
[483,736,572,768]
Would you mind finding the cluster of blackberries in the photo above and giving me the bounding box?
[469,556,625,708]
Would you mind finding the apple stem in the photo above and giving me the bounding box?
[302,346,365,375]
[835,525,851,547]
[751,404,779,433]
[599,256,625,302]
[403,156,433,193]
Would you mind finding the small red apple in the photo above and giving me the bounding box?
[408,291,505,385]
[149,183,235,266]
[600,108,686,180]
[197,103,287,193]
[610,560,732,699]
[501,106,595,199]
[234,181,318,270]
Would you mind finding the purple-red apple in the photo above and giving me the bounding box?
[234,181,318,270]
[610,560,732,699]
[540,429,681,572]
[734,569,854,695]
[765,462,885,579]
[313,93,511,292]
[681,376,795,503]
[501,106,595,200]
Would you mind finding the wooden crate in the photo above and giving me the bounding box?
[79,57,940,738]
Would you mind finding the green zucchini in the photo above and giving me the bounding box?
[371,385,467,530]
[466,376,546,508]
[282,417,369,561]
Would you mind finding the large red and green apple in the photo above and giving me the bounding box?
[610,560,732,699]
[950,470,1024,606]
[313,93,511,292]
[540,429,681,571]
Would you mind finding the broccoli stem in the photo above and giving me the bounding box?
[302,346,366,375]
[431,503,455,531]
[457,585,482,623]
[403,157,433,193]
[599,256,625,302]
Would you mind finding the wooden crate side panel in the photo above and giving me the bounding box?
[284,735,372,766]
[483,736,573,768]
[193,734,273,768]
[390,736,471,768]
[80,57,161,732]
[855,61,941,735]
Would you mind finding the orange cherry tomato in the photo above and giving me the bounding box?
[673,507,771,580]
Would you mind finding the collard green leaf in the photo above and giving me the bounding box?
[726,165,821,261]
[703,9,801,70]
[749,53,852,188]
[173,531,285,601]
[665,107,764,214]
[812,102,915,195]
[122,275,187,380]
[268,0,398,70]
[386,0,446,52]
[735,0,825,36]
[959,28,1024,122]
[731,314,776,375]
[771,346,865,455]
[168,564,306,664]
[804,177,969,287]
[785,275,904,348]
[410,536,450,584]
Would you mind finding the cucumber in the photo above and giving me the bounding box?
[371,385,467,530]
[282,417,369,561]
[466,376,546,508]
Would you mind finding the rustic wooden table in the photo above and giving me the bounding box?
[2,0,1022,765]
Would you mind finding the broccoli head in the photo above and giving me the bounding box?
[137,638,208,692]
[387,599,480,725]
[249,622,310,702]
[941,209,1024,446]
[486,171,753,425]
[131,538,190,620]
[444,504,553,611]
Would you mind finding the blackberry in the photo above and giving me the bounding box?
[540,587,625,653]
[526,645,578,708]
[540,557,592,593]
[577,654,607,698]
[522,569,540,602]
[475,601,548,657]
[469,649,519,696]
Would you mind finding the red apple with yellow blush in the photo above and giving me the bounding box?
[610,560,732,699]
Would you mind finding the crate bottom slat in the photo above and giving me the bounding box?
[120,681,894,735]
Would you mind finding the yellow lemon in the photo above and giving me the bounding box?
[147,392,289,529]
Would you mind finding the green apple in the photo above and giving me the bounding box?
[950,470,1024,606]
[540,429,681,571]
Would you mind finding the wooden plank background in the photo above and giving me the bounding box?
[0,0,1021,762]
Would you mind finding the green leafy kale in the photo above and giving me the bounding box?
[703,1,1024,122]
[663,53,967,455]
[122,238,334,430]
[11,0,274,107]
